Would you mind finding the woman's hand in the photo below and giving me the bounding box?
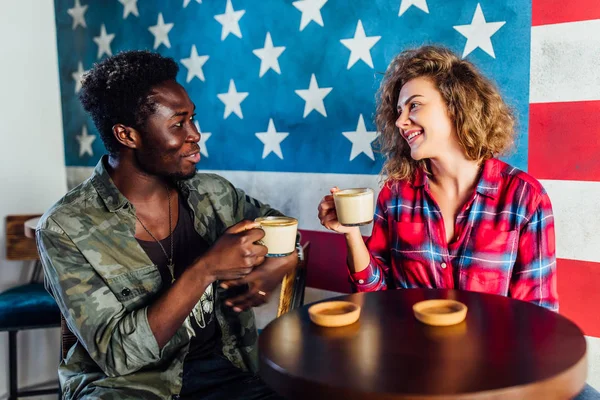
[317,187,360,235]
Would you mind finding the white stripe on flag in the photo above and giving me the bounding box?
[541,179,600,263]
[67,168,600,263]
[530,19,600,103]
[587,336,600,390]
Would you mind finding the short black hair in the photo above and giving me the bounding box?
[79,50,179,155]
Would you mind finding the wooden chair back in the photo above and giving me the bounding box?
[61,314,78,359]
[5,214,41,261]
[277,241,310,317]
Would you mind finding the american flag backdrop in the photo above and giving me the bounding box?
[54,0,600,382]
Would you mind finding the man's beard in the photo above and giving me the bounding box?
[135,149,197,181]
[165,168,196,181]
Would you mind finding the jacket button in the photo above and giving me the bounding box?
[121,287,131,296]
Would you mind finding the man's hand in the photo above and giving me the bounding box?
[149,220,267,349]
[221,249,298,312]
[196,220,268,282]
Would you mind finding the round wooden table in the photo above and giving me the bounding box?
[259,289,587,399]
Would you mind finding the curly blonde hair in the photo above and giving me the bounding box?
[375,45,516,182]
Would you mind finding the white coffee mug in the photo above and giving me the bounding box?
[254,216,298,257]
[333,188,374,226]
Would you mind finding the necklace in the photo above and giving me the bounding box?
[136,187,213,329]
[136,186,175,284]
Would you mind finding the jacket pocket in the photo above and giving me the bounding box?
[106,265,162,310]
[460,229,518,295]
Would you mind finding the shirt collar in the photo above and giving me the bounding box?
[413,166,427,188]
[90,156,132,212]
[475,158,501,199]
[91,156,198,213]
[412,158,501,199]
[177,177,195,196]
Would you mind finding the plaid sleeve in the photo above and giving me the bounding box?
[350,186,391,292]
[509,191,559,311]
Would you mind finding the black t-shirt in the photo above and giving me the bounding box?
[137,192,219,361]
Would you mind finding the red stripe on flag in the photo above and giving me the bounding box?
[532,0,600,26]
[557,258,600,337]
[529,101,600,181]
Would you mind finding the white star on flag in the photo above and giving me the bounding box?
[252,32,286,78]
[342,114,379,161]
[67,0,88,30]
[118,0,139,19]
[76,125,96,157]
[93,24,115,59]
[149,13,174,49]
[195,121,211,157]
[453,3,506,59]
[181,45,209,83]
[214,0,245,41]
[398,0,429,16]
[184,0,202,7]
[72,61,86,93]
[340,20,381,69]
[217,80,249,119]
[255,119,289,159]
[292,0,328,31]
[295,74,332,118]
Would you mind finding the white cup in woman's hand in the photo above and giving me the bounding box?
[318,187,365,234]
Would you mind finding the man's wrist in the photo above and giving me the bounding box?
[188,258,216,288]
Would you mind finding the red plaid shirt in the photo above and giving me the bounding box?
[351,158,558,311]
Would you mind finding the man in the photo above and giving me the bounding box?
[36,50,297,399]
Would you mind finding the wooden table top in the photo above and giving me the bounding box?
[259,289,587,400]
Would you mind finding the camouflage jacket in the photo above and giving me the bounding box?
[36,158,283,399]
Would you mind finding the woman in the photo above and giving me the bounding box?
[318,44,600,399]
[318,45,558,310]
